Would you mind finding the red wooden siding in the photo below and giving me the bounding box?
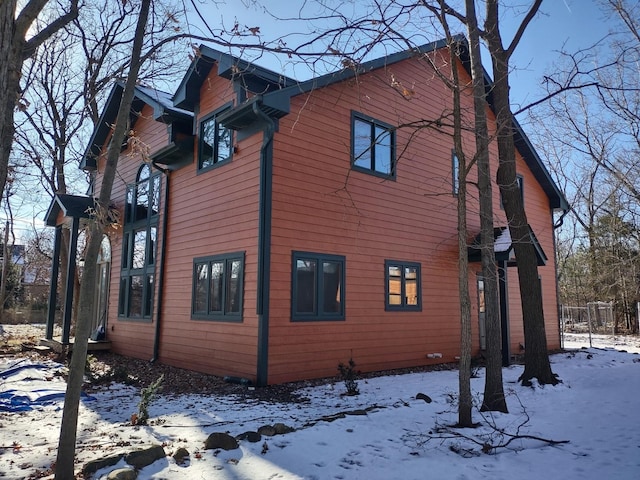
[266,53,560,383]
[95,104,169,360]
[153,67,261,379]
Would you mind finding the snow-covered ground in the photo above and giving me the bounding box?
[1,330,639,479]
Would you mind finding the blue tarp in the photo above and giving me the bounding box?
[0,361,95,412]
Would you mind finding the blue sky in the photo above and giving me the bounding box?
[194,0,612,114]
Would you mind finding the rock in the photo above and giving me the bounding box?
[273,423,295,434]
[82,454,124,476]
[107,467,137,480]
[236,431,262,443]
[204,432,239,450]
[257,425,277,437]
[125,445,166,469]
[416,393,432,403]
[173,447,189,465]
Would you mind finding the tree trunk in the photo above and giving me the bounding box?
[465,0,507,412]
[440,14,473,427]
[0,0,24,211]
[54,1,151,477]
[0,0,78,210]
[484,0,558,386]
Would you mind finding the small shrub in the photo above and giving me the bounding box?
[134,374,164,425]
[337,357,360,396]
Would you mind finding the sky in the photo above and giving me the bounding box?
[1,327,639,479]
[5,0,616,243]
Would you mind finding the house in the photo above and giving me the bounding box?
[45,37,568,385]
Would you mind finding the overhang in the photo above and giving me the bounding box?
[467,225,548,266]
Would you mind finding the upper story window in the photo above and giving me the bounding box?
[198,105,232,172]
[119,164,160,320]
[292,251,345,321]
[385,260,421,311]
[351,111,395,178]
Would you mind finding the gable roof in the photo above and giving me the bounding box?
[80,83,193,171]
[44,194,95,227]
[173,46,296,110]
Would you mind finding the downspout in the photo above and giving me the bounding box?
[151,160,170,362]
[552,207,570,350]
[252,100,275,387]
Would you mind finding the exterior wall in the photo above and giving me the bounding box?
[96,103,169,360]
[266,53,560,383]
[155,67,261,380]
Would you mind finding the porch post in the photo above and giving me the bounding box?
[499,260,510,366]
[45,225,62,340]
[61,217,80,344]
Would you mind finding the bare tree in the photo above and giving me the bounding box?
[55,1,152,475]
[0,0,78,211]
[482,0,559,386]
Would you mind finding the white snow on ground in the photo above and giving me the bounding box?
[1,328,639,479]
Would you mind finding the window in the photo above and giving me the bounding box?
[452,150,459,195]
[351,111,395,177]
[198,105,232,171]
[500,174,524,209]
[192,252,244,321]
[385,260,421,311]
[119,164,160,319]
[292,251,345,321]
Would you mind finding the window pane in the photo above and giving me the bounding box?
[125,186,134,224]
[388,265,402,305]
[132,230,147,269]
[144,274,154,316]
[374,126,392,174]
[200,118,216,169]
[129,275,143,317]
[405,266,418,305]
[147,227,157,265]
[118,278,127,315]
[193,263,208,314]
[322,261,342,313]
[209,261,224,313]
[135,180,149,221]
[353,118,372,170]
[225,259,242,313]
[453,153,459,194]
[217,122,232,163]
[295,259,316,314]
[151,175,160,217]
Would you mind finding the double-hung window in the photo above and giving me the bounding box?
[192,252,244,321]
[292,252,345,321]
[385,260,421,311]
[351,111,395,177]
[198,105,232,172]
[119,164,160,319]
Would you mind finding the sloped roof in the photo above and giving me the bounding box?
[80,83,194,171]
[44,194,95,227]
[467,226,548,266]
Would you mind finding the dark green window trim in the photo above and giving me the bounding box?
[385,260,422,311]
[351,111,396,179]
[198,102,233,173]
[292,251,345,321]
[191,251,245,322]
[118,164,160,321]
